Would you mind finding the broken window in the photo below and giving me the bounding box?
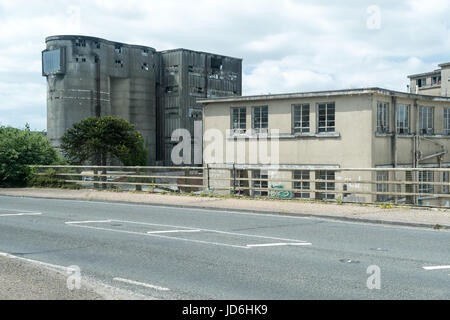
[431,76,441,85]
[317,102,335,133]
[252,106,268,134]
[81,57,86,62]
[211,57,223,71]
[419,106,434,135]
[75,39,86,47]
[165,86,178,94]
[252,170,268,197]
[417,78,427,87]
[418,171,433,194]
[376,102,389,133]
[376,171,389,202]
[94,41,100,49]
[396,104,410,134]
[142,62,149,71]
[315,170,335,200]
[444,108,450,135]
[293,170,310,199]
[292,104,310,134]
[142,49,148,56]
[231,107,246,134]
[115,45,122,54]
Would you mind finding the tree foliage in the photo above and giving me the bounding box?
[60,116,147,166]
[0,124,63,187]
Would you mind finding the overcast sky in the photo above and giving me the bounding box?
[0,0,449,131]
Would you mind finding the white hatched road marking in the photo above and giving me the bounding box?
[65,218,312,249]
[113,277,170,291]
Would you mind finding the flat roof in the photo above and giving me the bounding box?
[407,70,441,79]
[198,87,450,104]
[158,48,242,61]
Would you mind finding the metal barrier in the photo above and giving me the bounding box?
[33,165,450,208]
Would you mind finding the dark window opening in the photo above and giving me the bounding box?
[211,57,223,71]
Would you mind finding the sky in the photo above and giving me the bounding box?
[0,0,449,131]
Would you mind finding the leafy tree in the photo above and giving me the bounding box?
[60,116,147,166]
[0,124,63,187]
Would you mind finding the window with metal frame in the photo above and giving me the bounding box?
[292,104,310,134]
[317,103,335,133]
[231,107,246,134]
[443,171,449,194]
[376,102,389,133]
[396,104,410,134]
[252,106,268,134]
[444,108,450,135]
[418,171,433,194]
[376,171,389,202]
[293,170,310,199]
[315,170,335,200]
[418,106,434,135]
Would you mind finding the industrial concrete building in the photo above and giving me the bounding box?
[408,62,450,97]
[199,88,450,206]
[42,35,242,164]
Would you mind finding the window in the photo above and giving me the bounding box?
[293,104,310,134]
[75,39,86,47]
[252,170,268,197]
[42,49,63,74]
[317,102,335,133]
[376,171,389,202]
[142,49,149,56]
[396,104,410,134]
[444,108,450,135]
[252,106,268,134]
[315,170,335,200]
[377,102,389,133]
[431,76,441,85]
[142,62,149,71]
[418,171,433,194]
[231,107,246,134]
[417,78,426,87]
[165,86,178,94]
[443,171,449,194]
[115,45,122,54]
[211,57,223,71]
[293,171,310,199]
[419,106,433,135]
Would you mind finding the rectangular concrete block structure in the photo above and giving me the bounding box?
[199,88,450,205]
[408,62,450,97]
[42,35,242,165]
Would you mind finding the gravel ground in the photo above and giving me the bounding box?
[0,187,449,228]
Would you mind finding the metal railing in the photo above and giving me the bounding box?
[32,165,450,208]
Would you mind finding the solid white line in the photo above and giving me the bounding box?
[246,242,312,248]
[146,229,201,234]
[0,252,68,272]
[0,212,42,217]
[423,265,450,270]
[113,277,170,291]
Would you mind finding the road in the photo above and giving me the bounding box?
[0,195,448,299]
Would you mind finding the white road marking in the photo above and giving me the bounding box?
[0,251,68,272]
[147,229,201,234]
[65,218,311,248]
[0,212,42,217]
[423,265,450,270]
[246,242,312,248]
[67,223,250,249]
[65,219,112,224]
[113,277,170,291]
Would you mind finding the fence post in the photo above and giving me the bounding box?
[207,164,210,190]
[232,164,236,196]
[136,168,142,191]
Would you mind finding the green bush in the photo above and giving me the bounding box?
[0,125,63,187]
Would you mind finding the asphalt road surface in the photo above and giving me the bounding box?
[0,195,448,299]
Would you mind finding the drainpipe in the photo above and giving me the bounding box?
[392,96,398,204]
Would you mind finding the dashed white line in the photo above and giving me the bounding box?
[0,212,42,217]
[147,229,201,234]
[113,277,170,291]
[246,242,312,248]
[423,265,450,271]
[65,219,112,224]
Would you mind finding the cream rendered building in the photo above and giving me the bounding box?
[408,62,450,97]
[199,87,450,205]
